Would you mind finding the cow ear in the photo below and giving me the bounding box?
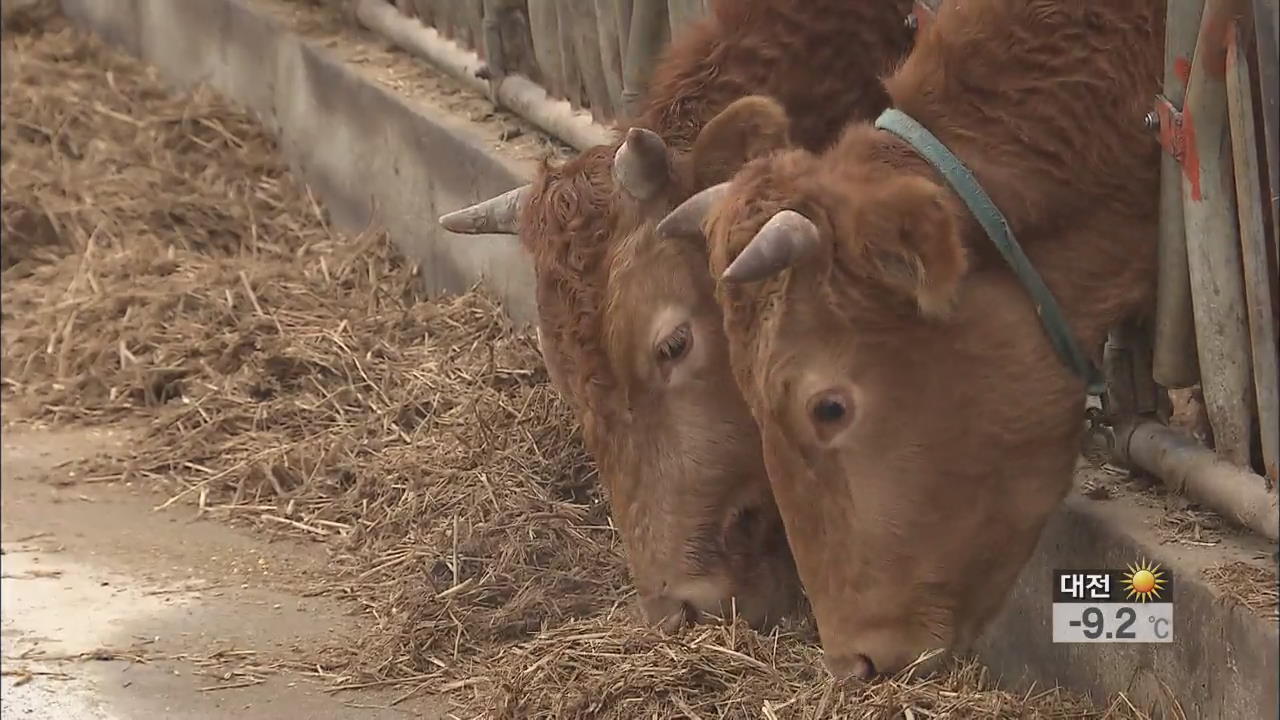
[690,95,792,189]
[862,176,969,319]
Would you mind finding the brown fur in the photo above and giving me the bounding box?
[518,0,915,627]
[698,0,1165,675]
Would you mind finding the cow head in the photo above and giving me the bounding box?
[659,104,1087,678]
[437,97,801,631]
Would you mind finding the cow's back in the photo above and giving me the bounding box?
[640,0,916,153]
[886,0,1165,230]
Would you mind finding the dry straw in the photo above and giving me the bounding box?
[2,14,1167,719]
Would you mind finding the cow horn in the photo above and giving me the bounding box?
[437,185,529,235]
[721,209,819,283]
[613,127,670,200]
[655,182,731,239]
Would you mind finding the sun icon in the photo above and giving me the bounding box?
[1122,559,1167,602]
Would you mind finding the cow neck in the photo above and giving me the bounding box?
[873,108,1106,397]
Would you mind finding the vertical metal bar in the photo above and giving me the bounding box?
[1182,0,1256,468]
[1152,0,1206,388]
[1226,18,1279,485]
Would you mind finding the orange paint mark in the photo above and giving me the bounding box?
[1174,57,1192,88]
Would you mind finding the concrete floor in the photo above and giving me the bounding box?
[0,425,448,720]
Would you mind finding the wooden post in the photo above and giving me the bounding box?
[621,0,668,118]
[1181,0,1256,468]
[1152,0,1205,388]
[1251,0,1279,274]
[480,0,507,101]
[1226,17,1279,485]
[437,0,458,40]
[463,0,485,52]
[614,0,632,71]
[666,0,706,36]
[555,0,584,111]
[496,1,544,87]
[528,1,567,100]
[412,0,435,26]
[567,0,615,123]
[593,0,626,119]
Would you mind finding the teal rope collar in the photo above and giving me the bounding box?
[873,108,1106,396]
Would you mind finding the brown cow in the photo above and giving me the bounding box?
[439,0,915,630]
[660,0,1165,676]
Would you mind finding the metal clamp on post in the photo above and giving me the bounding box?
[1147,95,1189,166]
[905,0,938,33]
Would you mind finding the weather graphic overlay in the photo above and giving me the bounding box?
[1052,561,1174,643]
[1120,559,1168,602]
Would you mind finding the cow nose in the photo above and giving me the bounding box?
[660,602,696,633]
[640,592,698,633]
[823,652,877,681]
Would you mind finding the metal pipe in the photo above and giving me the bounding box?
[1226,18,1279,486]
[1115,419,1279,541]
[354,0,615,152]
[1152,0,1205,388]
[1181,0,1256,468]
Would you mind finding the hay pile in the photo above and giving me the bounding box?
[2,15,1159,720]
[0,12,623,681]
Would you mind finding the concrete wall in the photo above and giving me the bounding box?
[59,1,1280,717]
[981,489,1278,719]
[61,0,541,324]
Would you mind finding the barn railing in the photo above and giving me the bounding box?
[345,0,1279,540]
[350,1,715,150]
[1106,0,1279,542]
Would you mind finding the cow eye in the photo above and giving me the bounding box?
[813,397,845,423]
[808,390,853,427]
[656,322,692,363]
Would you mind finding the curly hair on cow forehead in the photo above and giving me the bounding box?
[518,143,633,425]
